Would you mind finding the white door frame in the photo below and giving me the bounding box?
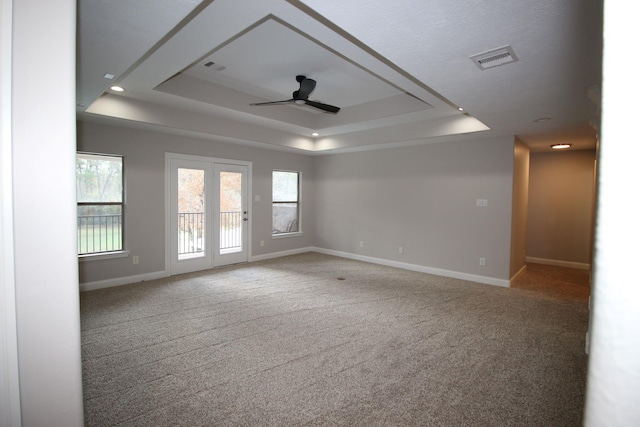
[165,152,252,275]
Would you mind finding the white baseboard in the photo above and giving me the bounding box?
[510,264,527,285]
[80,248,315,292]
[311,247,510,288]
[81,247,514,291]
[526,256,591,270]
[250,246,315,262]
[80,270,169,292]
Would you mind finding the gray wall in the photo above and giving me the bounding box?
[313,137,516,281]
[78,124,518,285]
[77,121,315,283]
[526,149,596,266]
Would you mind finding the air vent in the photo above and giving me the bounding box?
[204,61,226,72]
[470,45,518,70]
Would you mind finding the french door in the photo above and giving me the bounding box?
[168,154,250,275]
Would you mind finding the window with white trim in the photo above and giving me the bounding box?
[76,153,124,255]
[272,170,300,235]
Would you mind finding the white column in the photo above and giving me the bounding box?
[11,0,84,425]
[584,1,640,425]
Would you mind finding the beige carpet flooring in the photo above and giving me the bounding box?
[81,253,589,426]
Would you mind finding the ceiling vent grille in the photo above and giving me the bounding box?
[470,45,518,70]
[204,61,226,72]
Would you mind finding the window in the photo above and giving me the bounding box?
[272,170,300,235]
[76,153,124,255]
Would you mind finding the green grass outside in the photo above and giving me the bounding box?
[78,226,122,254]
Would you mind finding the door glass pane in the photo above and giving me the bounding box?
[220,171,242,253]
[178,168,205,259]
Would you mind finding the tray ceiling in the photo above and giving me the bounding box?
[77,0,602,153]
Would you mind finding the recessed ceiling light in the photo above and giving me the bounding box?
[458,107,464,112]
[110,85,124,92]
[534,117,551,123]
[311,132,319,137]
[551,143,572,150]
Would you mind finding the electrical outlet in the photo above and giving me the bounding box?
[132,256,139,265]
[479,257,486,266]
[398,246,404,254]
[476,199,488,207]
[260,240,265,247]
[359,241,364,248]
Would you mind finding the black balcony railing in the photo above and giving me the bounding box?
[178,212,205,255]
[220,211,242,250]
[178,211,242,255]
[77,211,242,257]
[78,214,123,254]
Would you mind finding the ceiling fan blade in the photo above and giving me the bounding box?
[305,100,340,114]
[250,76,340,113]
[250,99,294,106]
[297,78,316,100]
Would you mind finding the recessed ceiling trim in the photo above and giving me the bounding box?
[286,0,459,110]
[166,15,433,108]
[470,45,518,70]
[108,0,215,86]
[267,15,429,106]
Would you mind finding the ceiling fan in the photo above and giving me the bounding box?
[250,75,340,114]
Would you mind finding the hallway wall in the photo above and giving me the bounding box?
[526,149,596,268]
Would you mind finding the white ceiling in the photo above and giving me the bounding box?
[77,0,602,154]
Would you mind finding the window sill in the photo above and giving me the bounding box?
[78,250,130,262]
[272,232,303,239]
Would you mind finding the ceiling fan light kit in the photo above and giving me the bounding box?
[250,75,341,113]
